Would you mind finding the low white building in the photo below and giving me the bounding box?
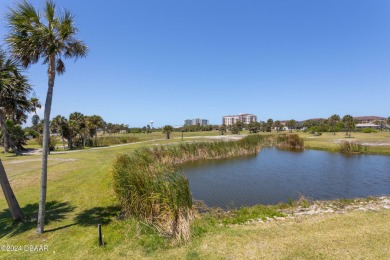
[356,123,380,129]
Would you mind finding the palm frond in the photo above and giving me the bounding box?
[6,0,87,71]
[56,58,65,74]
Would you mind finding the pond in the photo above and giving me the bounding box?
[179,147,390,209]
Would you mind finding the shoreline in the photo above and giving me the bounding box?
[238,195,390,224]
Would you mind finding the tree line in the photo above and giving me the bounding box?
[210,114,390,136]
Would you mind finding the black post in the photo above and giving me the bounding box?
[182,130,184,141]
[98,224,104,246]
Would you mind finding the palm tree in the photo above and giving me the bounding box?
[0,49,28,221]
[328,114,340,135]
[274,120,282,132]
[7,0,88,234]
[342,115,355,137]
[286,119,296,133]
[0,159,24,220]
[86,115,105,146]
[219,124,227,135]
[51,115,67,150]
[162,125,174,139]
[69,112,86,148]
[266,118,274,132]
[0,49,32,154]
[30,97,41,115]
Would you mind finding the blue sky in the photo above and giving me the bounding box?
[1,0,389,127]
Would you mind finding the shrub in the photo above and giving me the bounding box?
[361,128,378,133]
[338,141,368,154]
[276,134,304,149]
[37,135,57,151]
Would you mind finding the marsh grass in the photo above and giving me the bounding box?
[112,153,194,244]
[339,141,368,154]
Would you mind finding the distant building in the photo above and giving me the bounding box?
[353,116,386,123]
[356,123,380,129]
[222,113,257,126]
[184,118,209,126]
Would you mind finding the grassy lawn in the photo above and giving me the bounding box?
[0,131,390,259]
[296,131,390,155]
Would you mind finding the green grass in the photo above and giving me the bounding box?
[0,131,390,259]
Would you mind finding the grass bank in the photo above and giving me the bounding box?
[291,131,390,155]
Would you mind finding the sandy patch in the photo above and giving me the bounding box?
[333,139,390,146]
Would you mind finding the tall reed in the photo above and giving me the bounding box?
[112,134,270,243]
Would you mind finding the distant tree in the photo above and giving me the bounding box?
[51,115,67,150]
[342,115,355,137]
[329,114,340,135]
[374,120,385,131]
[146,124,152,133]
[162,125,174,139]
[220,124,227,135]
[31,114,40,127]
[303,120,314,129]
[69,112,86,148]
[30,97,41,115]
[387,117,390,128]
[248,121,260,133]
[286,120,296,133]
[274,120,282,132]
[266,118,274,132]
[230,123,241,135]
[85,115,105,146]
[235,121,244,131]
[259,121,267,132]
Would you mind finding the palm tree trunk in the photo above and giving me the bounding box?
[0,116,21,155]
[0,159,24,220]
[37,55,55,234]
[0,118,10,153]
[61,131,65,151]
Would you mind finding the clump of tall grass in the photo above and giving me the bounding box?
[112,134,270,243]
[276,134,304,149]
[112,153,193,243]
[339,141,368,154]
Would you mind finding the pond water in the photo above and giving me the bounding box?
[179,148,390,209]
